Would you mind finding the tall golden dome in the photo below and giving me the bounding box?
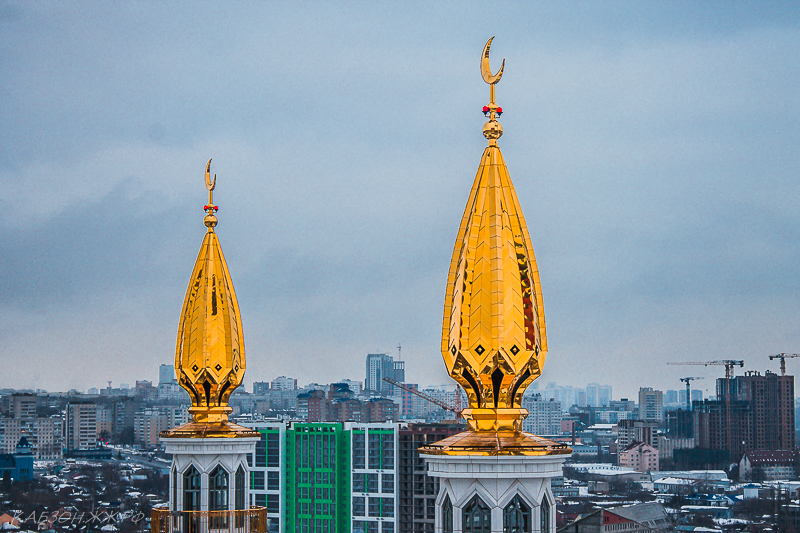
[164,160,256,438]
[442,38,548,434]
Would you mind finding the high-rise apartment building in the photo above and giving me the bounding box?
[617,419,659,451]
[298,389,399,423]
[159,364,176,385]
[665,390,679,405]
[366,354,393,392]
[134,407,189,447]
[678,389,703,406]
[352,423,398,533]
[365,354,405,393]
[665,409,694,439]
[598,385,612,407]
[638,388,664,423]
[542,385,578,410]
[339,379,363,395]
[0,393,63,459]
[400,384,420,419]
[10,393,37,419]
[521,395,563,435]
[254,382,271,395]
[393,361,405,385]
[595,410,632,424]
[248,421,284,529]
[694,371,794,462]
[65,401,98,451]
[576,389,587,407]
[398,423,465,533]
[271,376,298,391]
[0,417,63,459]
[97,404,114,436]
[245,420,399,533]
[610,399,636,412]
[585,384,612,408]
[586,383,599,408]
[134,380,157,401]
[156,381,187,402]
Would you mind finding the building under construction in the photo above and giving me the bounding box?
[693,371,794,464]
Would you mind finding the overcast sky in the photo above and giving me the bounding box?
[1,2,798,400]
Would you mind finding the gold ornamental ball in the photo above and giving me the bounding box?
[204,214,218,228]
[483,120,503,140]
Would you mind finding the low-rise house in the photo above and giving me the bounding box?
[740,450,797,481]
[572,444,600,457]
[558,502,673,533]
[653,477,699,495]
[677,505,733,520]
[568,463,650,483]
[651,470,730,492]
[620,441,659,473]
[683,494,733,507]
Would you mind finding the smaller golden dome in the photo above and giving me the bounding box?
[174,160,245,426]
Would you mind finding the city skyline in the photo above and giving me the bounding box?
[7,363,713,408]
[2,3,798,399]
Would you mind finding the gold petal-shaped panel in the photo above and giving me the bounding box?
[175,228,245,422]
[442,144,546,411]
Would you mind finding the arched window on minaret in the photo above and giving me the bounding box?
[463,495,491,533]
[503,495,531,533]
[235,465,246,528]
[210,465,229,512]
[183,465,200,510]
[540,498,550,533]
[236,465,246,508]
[442,495,453,533]
[183,465,201,533]
[171,467,177,511]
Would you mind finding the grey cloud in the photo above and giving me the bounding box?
[1,2,798,397]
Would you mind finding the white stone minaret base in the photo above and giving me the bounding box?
[164,436,258,511]
[422,453,568,533]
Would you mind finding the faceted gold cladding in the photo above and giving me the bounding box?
[441,37,549,434]
[419,430,570,457]
[166,160,251,434]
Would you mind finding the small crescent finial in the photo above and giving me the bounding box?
[481,36,505,85]
[205,159,216,191]
[203,159,219,230]
[480,38,504,145]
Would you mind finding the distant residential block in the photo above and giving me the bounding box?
[521,394,563,435]
[619,441,659,473]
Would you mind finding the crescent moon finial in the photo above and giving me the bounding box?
[481,36,505,85]
[204,159,218,225]
[205,159,216,192]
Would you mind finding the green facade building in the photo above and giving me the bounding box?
[285,423,351,533]
[247,420,399,533]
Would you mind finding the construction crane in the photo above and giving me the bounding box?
[667,360,744,379]
[768,353,800,376]
[667,360,743,455]
[678,377,704,411]
[383,377,463,417]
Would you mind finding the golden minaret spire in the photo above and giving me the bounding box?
[165,160,255,437]
[440,37,551,437]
